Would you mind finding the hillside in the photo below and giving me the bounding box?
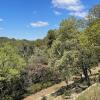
[0,4,100,100]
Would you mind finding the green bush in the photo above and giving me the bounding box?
[0,44,26,100]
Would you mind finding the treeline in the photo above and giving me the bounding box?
[0,4,100,100]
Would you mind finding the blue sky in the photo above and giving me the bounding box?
[0,0,99,40]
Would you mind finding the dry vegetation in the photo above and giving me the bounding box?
[76,83,100,100]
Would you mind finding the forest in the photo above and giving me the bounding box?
[0,4,100,100]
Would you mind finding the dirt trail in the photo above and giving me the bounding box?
[24,65,100,100]
[24,81,73,100]
[24,81,67,100]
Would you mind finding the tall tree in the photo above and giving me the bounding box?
[49,17,80,84]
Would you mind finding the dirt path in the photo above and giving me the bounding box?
[24,81,66,100]
[24,81,74,100]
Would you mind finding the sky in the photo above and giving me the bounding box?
[0,0,100,40]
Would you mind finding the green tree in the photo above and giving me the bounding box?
[77,19,100,85]
[49,17,80,84]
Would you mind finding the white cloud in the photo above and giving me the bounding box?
[0,18,3,22]
[52,0,87,18]
[69,11,88,18]
[30,21,49,27]
[54,10,62,15]
[67,5,84,11]
[52,0,80,7]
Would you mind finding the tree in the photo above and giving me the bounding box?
[85,19,100,62]
[45,29,56,48]
[49,17,80,84]
[77,18,100,85]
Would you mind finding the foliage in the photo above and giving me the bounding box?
[48,17,81,84]
[0,43,26,99]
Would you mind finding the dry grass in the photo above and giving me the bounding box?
[76,83,100,100]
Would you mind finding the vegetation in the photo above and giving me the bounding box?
[0,4,100,100]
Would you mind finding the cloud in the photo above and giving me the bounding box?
[30,21,49,27]
[0,18,3,22]
[52,0,87,18]
[54,10,62,15]
[67,5,84,12]
[69,11,88,18]
[52,0,82,11]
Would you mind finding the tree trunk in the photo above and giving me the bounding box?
[82,66,91,86]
